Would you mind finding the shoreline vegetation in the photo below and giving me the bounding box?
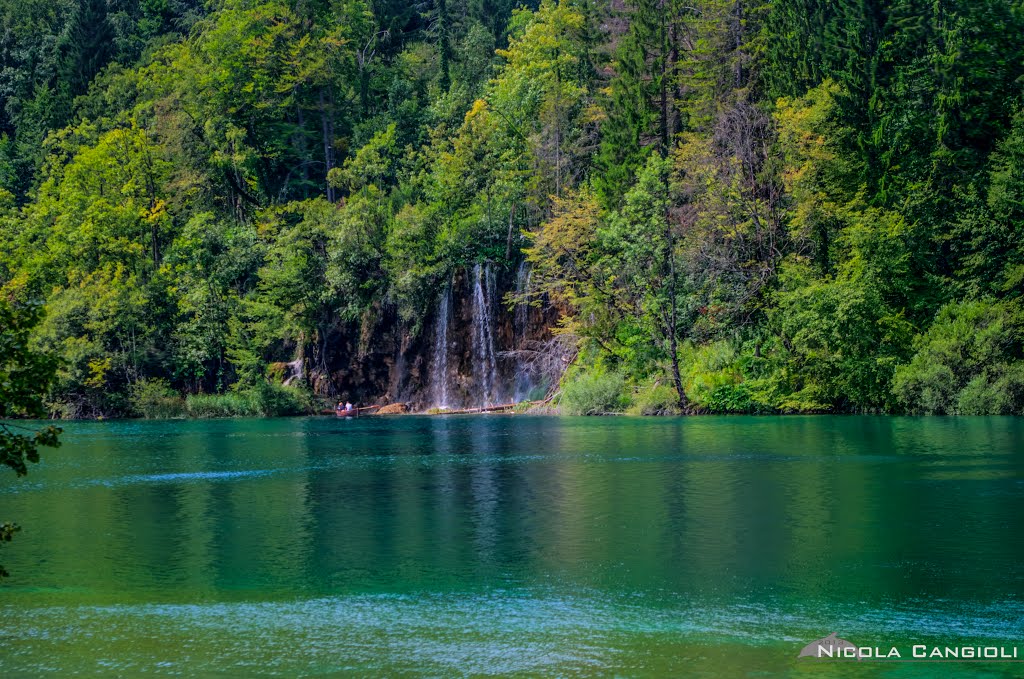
[102,375,1019,420]
[127,379,317,420]
[1,2,1023,420]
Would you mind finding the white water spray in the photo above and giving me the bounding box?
[432,283,452,408]
[472,263,498,406]
[513,261,534,401]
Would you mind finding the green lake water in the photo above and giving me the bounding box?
[2,415,1024,676]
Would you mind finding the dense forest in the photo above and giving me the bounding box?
[1,0,1023,417]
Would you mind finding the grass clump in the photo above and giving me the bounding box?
[627,382,681,416]
[186,382,315,418]
[560,369,626,415]
[186,391,259,418]
[130,379,187,419]
[251,381,317,416]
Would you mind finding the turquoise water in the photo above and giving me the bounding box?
[2,415,1023,676]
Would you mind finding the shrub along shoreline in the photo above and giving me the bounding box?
[128,380,317,419]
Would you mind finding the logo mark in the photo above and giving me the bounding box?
[798,632,860,660]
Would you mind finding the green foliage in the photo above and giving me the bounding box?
[30,266,156,418]
[165,213,257,392]
[249,381,316,417]
[593,0,686,205]
[957,365,1024,416]
[185,391,261,418]
[0,296,61,577]
[955,110,1024,296]
[893,300,1024,415]
[559,368,627,416]
[0,0,1023,421]
[0,297,61,472]
[185,382,314,418]
[627,382,681,416]
[0,521,20,577]
[765,252,914,413]
[702,383,755,415]
[678,341,752,413]
[130,378,186,419]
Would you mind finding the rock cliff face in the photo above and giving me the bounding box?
[313,262,568,410]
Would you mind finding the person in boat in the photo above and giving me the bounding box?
[345,401,353,413]
[335,401,344,414]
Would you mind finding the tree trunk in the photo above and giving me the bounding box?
[659,6,669,154]
[668,243,687,412]
[320,89,334,202]
[663,169,687,412]
[295,92,309,199]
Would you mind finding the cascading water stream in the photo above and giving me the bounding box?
[514,261,531,347]
[432,283,452,408]
[472,263,498,406]
[513,261,533,401]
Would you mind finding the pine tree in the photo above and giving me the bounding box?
[593,0,677,207]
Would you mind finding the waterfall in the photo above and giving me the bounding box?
[513,261,533,401]
[432,283,452,408]
[514,261,531,347]
[281,358,304,387]
[392,346,407,402]
[472,263,498,406]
